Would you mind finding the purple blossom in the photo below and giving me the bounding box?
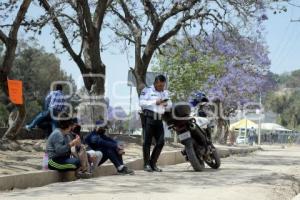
[185,30,273,115]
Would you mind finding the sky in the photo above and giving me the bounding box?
[265,2,300,74]
[19,1,300,112]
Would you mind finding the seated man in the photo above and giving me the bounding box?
[85,120,134,175]
[46,113,82,175]
[70,123,103,174]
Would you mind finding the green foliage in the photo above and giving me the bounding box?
[265,71,300,130]
[283,91,300,129]
[11,43,74,103]
[271,70,300,88]
[1,41,76,123]
[265,92,289,114]
[154,46,225,101]
[283,70,300,88]
[0,43,3,64]
[0,103,9,127]
[25,100,41,124]
[0,42,4,55]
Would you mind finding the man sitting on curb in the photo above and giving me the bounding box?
[46,112,87,178]
[85,120,134,175]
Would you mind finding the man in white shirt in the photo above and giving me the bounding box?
[139,75,171,172]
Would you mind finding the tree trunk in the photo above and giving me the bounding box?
[131,36,157,96]
[0,41,27,140]
[214,118,224,143]
[0,66,27,140]
[79,38,106,127]
[0,0,32,140]
[3,104,26,140]
[213,100,230,144]
[222,119,230,144]
[214,118,230,144]
[132,59,147,96]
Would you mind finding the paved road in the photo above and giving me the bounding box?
[1,146,300,200]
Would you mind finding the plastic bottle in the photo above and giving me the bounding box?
[42,153,49,170]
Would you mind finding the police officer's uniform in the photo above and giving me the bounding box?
[139,85,171,171]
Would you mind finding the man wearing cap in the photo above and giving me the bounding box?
[139,74,172,172]
[46,112,81,172]
[85,120,134,175]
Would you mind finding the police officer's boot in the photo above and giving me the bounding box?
[143,146,153,172]
[150,144,164,172]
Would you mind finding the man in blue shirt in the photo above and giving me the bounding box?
[26,84,67,132]
[85,120,134,175]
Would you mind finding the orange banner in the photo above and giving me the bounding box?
[7,79,23,105]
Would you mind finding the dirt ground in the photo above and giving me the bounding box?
[2,145,300,200]
[0,139,182,176]
[0,147,300,200]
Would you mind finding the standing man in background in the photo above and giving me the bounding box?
[139,75,171,172]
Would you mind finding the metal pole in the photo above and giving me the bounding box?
[90,94,94,132]
[258,91,262,145]
[245,117,247,145]
[129,85,132,134]
[291,19,300,22]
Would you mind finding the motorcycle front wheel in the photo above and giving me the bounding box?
[185,139,205,172]
[204,145,221,169]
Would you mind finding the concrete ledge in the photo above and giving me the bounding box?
[93,151,185,177]
[293,194,300,200]
[0,171,59,191]
[0,128,144,142]
[0,146,260,191]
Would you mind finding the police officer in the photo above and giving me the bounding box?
[139,75,171,172]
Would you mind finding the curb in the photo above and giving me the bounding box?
[293,194,300,200]
[0,146,260,191]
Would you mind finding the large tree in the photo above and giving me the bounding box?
[208,66,274,143]
[154,30,273,144]
[0,40,76,130]
[0,0,32,140]
[10,41,76,124]
[109,0,270,95]
[27,0,113,122]
[202,31,273,143]
[153,39,225,102]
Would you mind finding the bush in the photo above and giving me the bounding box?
[25,100,42,124]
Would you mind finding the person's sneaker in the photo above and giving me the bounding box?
[151,165,163,172]
[25,125,32,132]
[144,164,153,172]
[117,166,135,175]
[76,171,92,179]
